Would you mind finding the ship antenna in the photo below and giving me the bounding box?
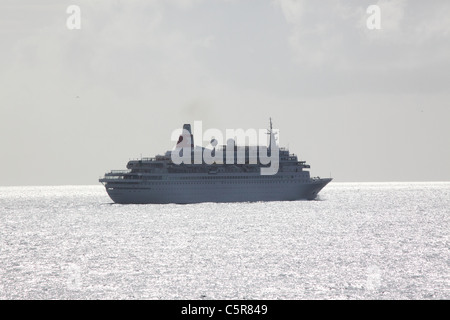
[267,117,275,151]
[266,117,273,135]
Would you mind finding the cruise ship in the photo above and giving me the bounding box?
[99,120,332,204]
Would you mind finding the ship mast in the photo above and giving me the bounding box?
[268,117,275,153]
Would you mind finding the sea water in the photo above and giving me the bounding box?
[0,182,448,299]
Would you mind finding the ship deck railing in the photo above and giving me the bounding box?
[129,156,171,162]
[108,170,131,174]
[129,157,156,161]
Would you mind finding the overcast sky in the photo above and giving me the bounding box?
[1,0,449,185]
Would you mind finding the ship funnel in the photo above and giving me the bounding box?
[176,124,194,149]
[183,124,192,135]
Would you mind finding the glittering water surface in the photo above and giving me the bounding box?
[0,182,448,299]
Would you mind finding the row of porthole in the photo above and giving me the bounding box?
[124,180,309,187]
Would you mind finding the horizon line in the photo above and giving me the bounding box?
[1,181,450,188]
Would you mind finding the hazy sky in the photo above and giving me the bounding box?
[1,0,449,185]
